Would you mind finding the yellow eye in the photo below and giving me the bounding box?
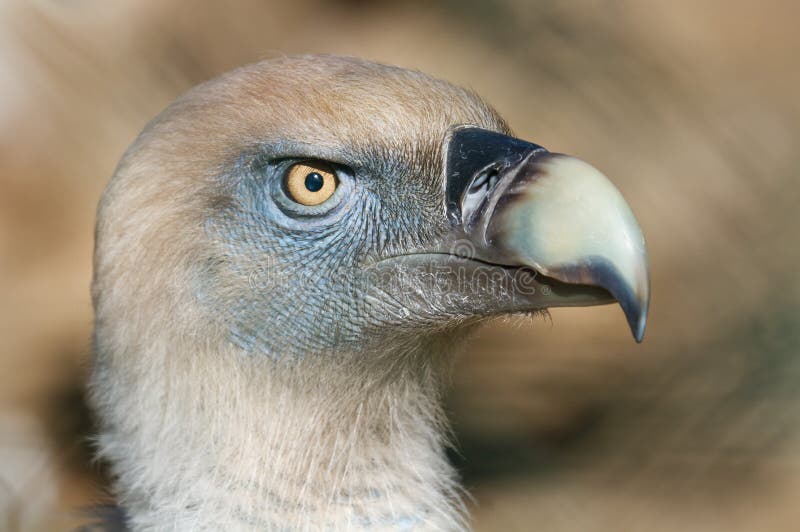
[284,162,338,206]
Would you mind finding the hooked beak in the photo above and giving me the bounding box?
[443,127,650,342]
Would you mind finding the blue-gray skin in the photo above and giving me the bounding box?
[206,140,453,359]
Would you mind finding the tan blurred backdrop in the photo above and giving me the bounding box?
[1,0,798,530]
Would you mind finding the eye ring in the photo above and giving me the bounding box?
[283,161,338,206]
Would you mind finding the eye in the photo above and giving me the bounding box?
[283,161,338,206]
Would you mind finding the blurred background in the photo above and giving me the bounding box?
[1,0,798,530]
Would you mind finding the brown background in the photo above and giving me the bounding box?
[1,0,798,530]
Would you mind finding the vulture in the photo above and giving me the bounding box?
[89,55,649,531]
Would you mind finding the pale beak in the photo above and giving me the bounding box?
[444,127,650,342]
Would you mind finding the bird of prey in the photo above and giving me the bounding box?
[89,55,648,531]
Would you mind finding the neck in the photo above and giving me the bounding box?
[91,337,467,531]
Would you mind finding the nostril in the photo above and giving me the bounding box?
[468,173,487,192]
[462,167,501,227]
[469,168,499,194]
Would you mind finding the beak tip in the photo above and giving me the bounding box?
[623,294,649,343]
[632,316,646,343]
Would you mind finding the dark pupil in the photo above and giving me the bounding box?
[304,172,325,192]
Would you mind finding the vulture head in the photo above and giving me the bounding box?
[90,55,648,530]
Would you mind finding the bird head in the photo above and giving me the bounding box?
[94,55,648,368]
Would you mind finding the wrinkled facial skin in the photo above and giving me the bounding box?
[206,136,468,358]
